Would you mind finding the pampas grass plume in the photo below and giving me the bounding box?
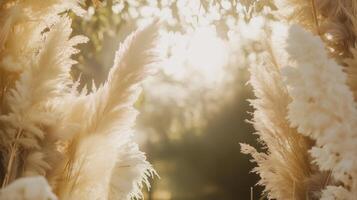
[0,1,159,199]
[282,25,357,199]
[241,23,314,200]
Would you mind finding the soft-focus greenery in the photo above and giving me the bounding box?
[71,0,275,86]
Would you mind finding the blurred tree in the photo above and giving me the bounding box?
[139,70,264,199]
[70,0,277,86]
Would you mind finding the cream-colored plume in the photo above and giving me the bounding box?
[0,0,159,199]
[52,22,159,200]
[243,1,357,198]
[241,23,315,200]
[0,0,86,187]
[275,0,357,100]
[282,24,357,199]
[244,21,357,200]
[0,176,57,200]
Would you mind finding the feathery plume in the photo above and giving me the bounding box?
[53,22,159,200]
[282,24,357,199]
[0,15,87,186]
[0,176,57,200]
[241,23,314,200]
[0,1,159,199]
[275,0,357,57]
[275,0,357,101]
[0,0,85,73]
[108,142,155,200]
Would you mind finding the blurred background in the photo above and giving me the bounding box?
[71,0,276,199]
